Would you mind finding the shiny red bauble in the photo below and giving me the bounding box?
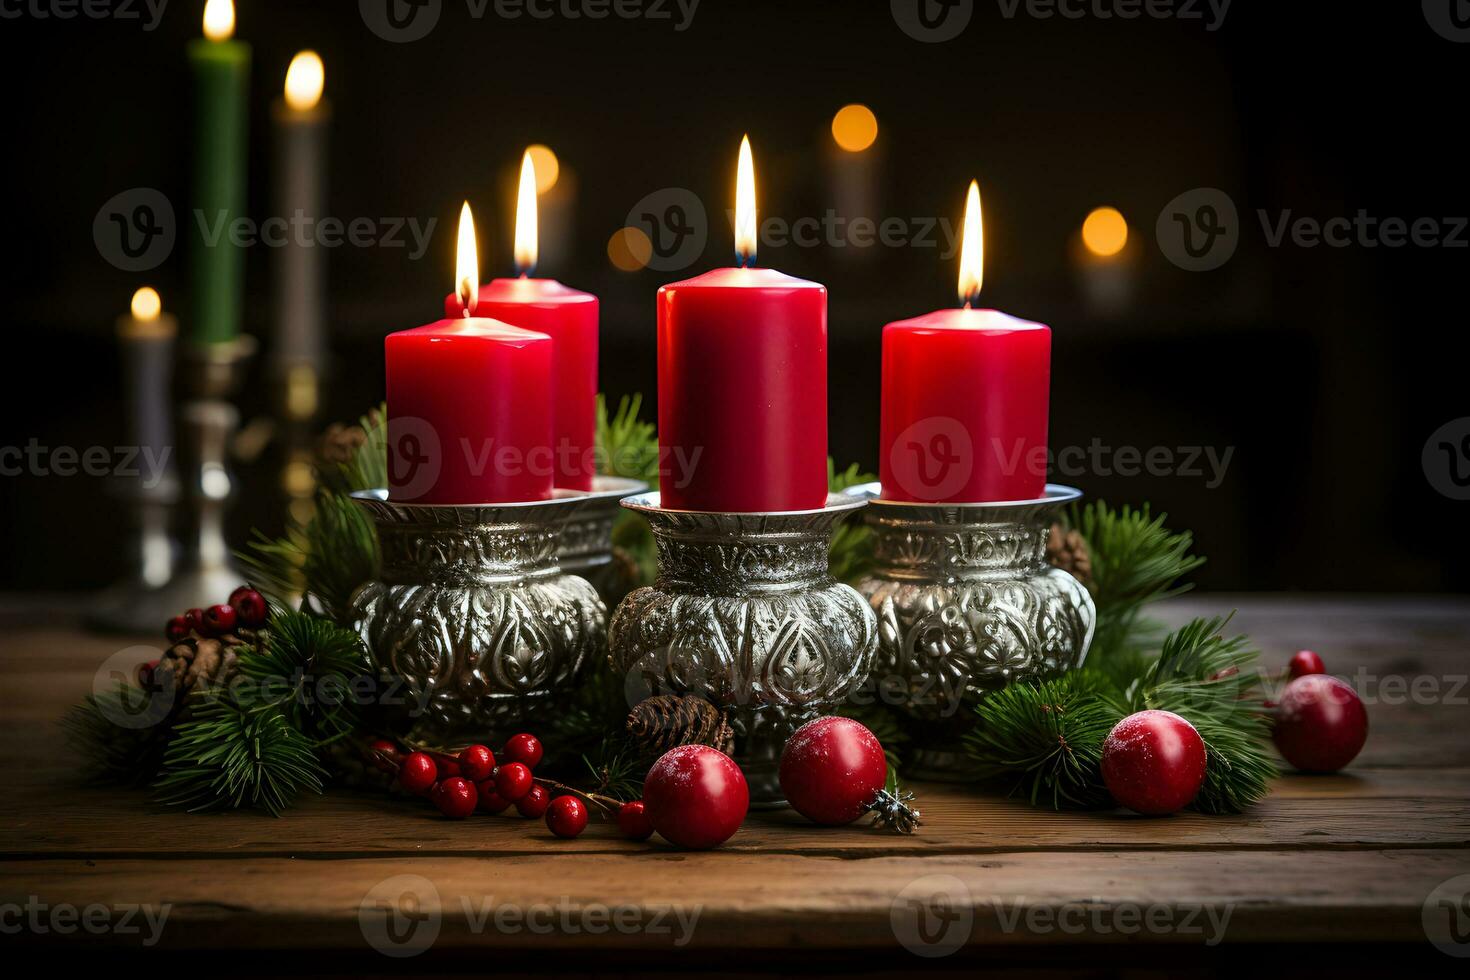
[644,745,749,850]
[494,762,534,802]
[398,752,438,795]
[778,716,888,825]
[546,795,589,838]
[516,783,551,818]
[1101,710,1208,815]
[1272,674,1368,773]
[501,733,544,769]
[432,777,478,819]
[458,744,496,782]
[229,588,269,629]
[1288,650,1326,679]
[617,800,655,841]
[475,782,511,814]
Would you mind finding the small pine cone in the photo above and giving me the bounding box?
[627,695,734,755]
[1046,523,1093,589]
[156,637,239,697]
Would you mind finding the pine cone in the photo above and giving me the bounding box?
[152,635,243,698]
[626,695,734,755]
[1046,523,1093,589]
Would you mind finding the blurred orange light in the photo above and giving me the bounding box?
[1082,206,1129,258]
[831,104,878,153]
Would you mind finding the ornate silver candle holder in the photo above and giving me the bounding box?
[609,493,879,808]
[848,483,1097,780]
[348,490,607,744]
[556,476,648,608]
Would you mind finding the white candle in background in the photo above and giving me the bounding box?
[271,50,329,372]
[1075,205,1137,318]
[826,103,881,264]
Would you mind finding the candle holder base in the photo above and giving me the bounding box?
[609,493,878,808]
[556,476,648,609]
[348,490,607,744]
[846,483,1096,780]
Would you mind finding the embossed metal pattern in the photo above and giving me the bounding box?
[848,484,1097,779]
[348,491,607,741]
[610,493,878,807]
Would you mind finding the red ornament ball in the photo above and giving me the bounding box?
[546,795,589,838]
[1272,674,1368,773]
[398,751,438,795]
[458,744,496,782]
[368,739,402,774]
[617,800,655,841]
[494,762,534,802]
[516,783,551,818]
[644,745,749,850]
[778,716,888,825]
[201,603,237,637]
[165,615,191,643]
[475,782,511,814]
[229,588,268,629]
[1288,650,1325,679]
[501,733,543,769]
[1101,710,1208,815]
[432,776,478,819]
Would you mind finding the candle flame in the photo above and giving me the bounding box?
[514,149,538,277]
[456,201,479,316]
[284,51,324,112]
[203,0,235,41]
[958,180,984,307]
[735,134,757,266]
[130,287,162,322]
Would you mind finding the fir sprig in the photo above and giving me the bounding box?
[828,460,877,585]
[597,394,660,485]
[62,684,173,785]
[237,606,373,741]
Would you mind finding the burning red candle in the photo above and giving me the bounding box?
[657,136,828,512]
[390,203,554,504]
[444,151,598,491]
[880,182,1051,503]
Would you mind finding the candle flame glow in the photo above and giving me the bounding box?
[203,0,235,41]
[284,51,324,112]
[130,287,162,322]
[514,150,539,277]
[456,201,479,316]
[735,134,757,266]
[958,180,984,307]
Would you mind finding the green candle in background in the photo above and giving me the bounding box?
[187,0,250,346]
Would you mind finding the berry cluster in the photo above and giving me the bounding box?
[165,586,269,643]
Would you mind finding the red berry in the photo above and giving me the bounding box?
[644,745,748,849]
[779,716,888,826]
[432,777,478,819]
[501,733,543,769]
[1288,650,1325,679]
[1102,710,1208,816]
[398,752,438,795]
[137,659,160,690]
[368,739,402,774]
[201,603,237,636]
[617,800,655,841]
[475,782,511,814]
[1272,674,1368,773]
[516,783,551,818]
[183,608,205,634]
[458,744,496,782]
[429,752,461,779]
[230,588,268,629]
[494,762,534,802]
[546,795,589,838]
[165,616,190,643]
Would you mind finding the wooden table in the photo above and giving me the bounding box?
[3,596,1469,973]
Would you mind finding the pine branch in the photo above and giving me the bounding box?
[62,684,172,786]
[829,459,876,585]
[237,489,379,625]
[237,606,373,741]
[597,393,659,485]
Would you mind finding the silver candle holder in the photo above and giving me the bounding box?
[847,483,1097,780]
[556,476,648,608]
[348,489,607,744]
[609,493,879,808]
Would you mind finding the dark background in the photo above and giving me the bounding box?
[0,0,1466,593]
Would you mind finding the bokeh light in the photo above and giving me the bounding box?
[1082,206,1129,257]
[831,104,878,153]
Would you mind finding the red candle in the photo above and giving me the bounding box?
[389,203,554,504]
[443,151,598,491]
[657,137,828,512]
[880,182,1051,503]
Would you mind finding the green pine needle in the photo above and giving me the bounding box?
[828,459,876,585]
[237,606,373,741]
[597,393,660,485]
[62,684,173,786]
